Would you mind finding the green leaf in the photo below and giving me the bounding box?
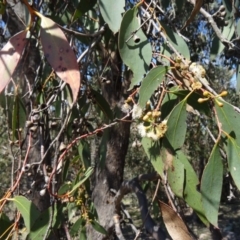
[173,90,210,115]
[62,159,70,182]
[0,1,6,14]
[70,217,86,237]
[40,14,80,102]
[226,137,240,191]
[142,137,164,179]
[176,0,186,12]
[91,220,108,235]
[12,94,26,141]
[11,196,40,231]
[161,90,178,120]
[165,99,187,150]
[168,157,184,198]
[160,22,190,59]
[215,100,240,147]
[119,6,152,89]
[69,167,93,195]
[27,205,63,240]
[91,88,113,120]
[210,18,235,59]
[138,66,169,108]
[201,143,223,226]
[0,30,27,94]
[58,182,72,195]
[99,0,124,33]
[99,129,109,168]
[73,0,97,21]
[177,151,209,226]
[0,213,12,239]
[237,63,240,94]
[78,140,91,169]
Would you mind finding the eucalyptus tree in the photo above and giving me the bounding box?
[0,0,240,240]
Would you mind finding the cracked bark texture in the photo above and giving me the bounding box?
[87,47,131,239]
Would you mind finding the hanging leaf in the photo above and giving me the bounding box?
[73,0,97,21]
[160,22,190,59]
[78,140,91,169]
[11,196,40,231]
[70,217,86,237]
[0,213,13,239]
[12,93,26,141]
[99,0,124,33]
[176,0,186,12]
[201,143,223,226]
[0,30,27,93]
[159,201,193,240]
[138,66,169,108]
[181,0,203,30]
[142,137,164,178]
[177,151,209,226]
[215,100,240,147]
[91,88,113,120]
[0,0,6,14]
[226,137,240,190]
[210,18,235,59]
[27,205,63,240]
[39,14,80,103]
[168,157,184,198]
[91,220,108,235]
[119,6,152,89]
[173,90,210,115]
[165,99,187,150]
[69,167,93,196]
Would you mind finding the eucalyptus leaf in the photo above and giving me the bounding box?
[0,213,12,239]
[119,6,152,89]
[91,220,108,235]
[165,99,187,150]
[177,151,209,226]
[168,157,184,198]
[201,143,223,226]
[27,205,63,240]
[142,137,164,178]
[226,137,240,190]
[210,18,235,59]
[91,88,113,120]
[215,100,240,147]
[99,0,124,33]
[12,196,40,231]
[69,167,93,196]
[138,66,169,108]
[160,22,190,59]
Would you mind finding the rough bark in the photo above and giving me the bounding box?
[88,46,131,239]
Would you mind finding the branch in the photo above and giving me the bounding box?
[114,172,167,240]
[188,0,235,48]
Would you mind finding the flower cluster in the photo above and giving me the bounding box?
[137,110,167,141]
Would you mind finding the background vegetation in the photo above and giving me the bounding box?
[0,0,240,239]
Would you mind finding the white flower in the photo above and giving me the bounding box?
[146,131,159,141]
[132,104,143,119]
[137,123,147,137]
[121,103,131,113]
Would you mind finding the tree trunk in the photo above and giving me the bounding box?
[88,46,131,239]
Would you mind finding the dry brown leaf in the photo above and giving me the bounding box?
[159,201,193,240]
[40,14,80,103]
[181,0,203,31]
